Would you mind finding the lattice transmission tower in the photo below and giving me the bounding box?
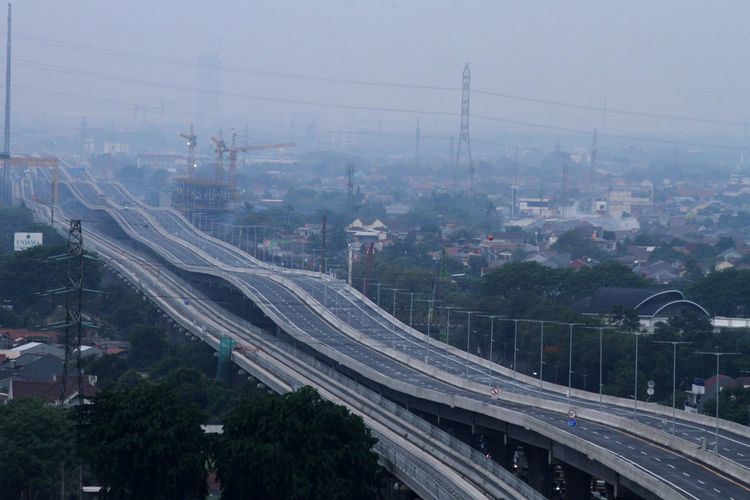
[60,220,84,404]
[455,63,473,191]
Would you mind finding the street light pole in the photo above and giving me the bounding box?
[696,351,740,455]
[386,288,404,350]
[480,315,505,388]
[436,306,460,373]
[565,323,586,402]
[586,326,615,409]
[417,298,441,364]
[458,311,481,380]
[620,330,647,421]
[401,291,420,331]
[653,340,692,436]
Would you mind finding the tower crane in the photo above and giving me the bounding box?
[212,129,293,196]
[211,129,227,183]
[179,124,197,176]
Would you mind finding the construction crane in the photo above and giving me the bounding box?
[179,124,197,176]
[211,129,227,183]
[213,129,293,196]
[0,153,60,222]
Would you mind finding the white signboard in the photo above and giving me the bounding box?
[14,232,43,252]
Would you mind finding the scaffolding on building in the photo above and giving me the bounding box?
[171,176,230,214]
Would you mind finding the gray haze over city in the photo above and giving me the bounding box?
[11,0,750,154]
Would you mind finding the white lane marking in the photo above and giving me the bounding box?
[668,464,676,469]
[682,472,690,477]
[654,457,661,462]
[713,488,720,493]
[697,480,705,485]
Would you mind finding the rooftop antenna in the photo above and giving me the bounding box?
[1,3,11,205]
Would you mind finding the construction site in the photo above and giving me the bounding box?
[170,125,293,215]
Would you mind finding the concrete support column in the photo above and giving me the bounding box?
[526,446,553,498]
[563,465,591,500]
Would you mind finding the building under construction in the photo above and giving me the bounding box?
[171,126,293,215]
[171,175,229,214]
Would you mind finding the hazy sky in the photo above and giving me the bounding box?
[9,1,750,149]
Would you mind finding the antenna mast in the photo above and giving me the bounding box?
[455,64,473,191]
[1,3,11,205]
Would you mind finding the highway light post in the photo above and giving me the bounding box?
[436,306,460,373]
[375,281,391,309]
[564,323,586,402]
[417,298,441,364]
[458,311,481,379]
[620,330,647,421]
[653,340,692,436]
[696,351,741,455]
[400,291,420,331]
[386,288,404,350]
[480,314,505,388]
[518,319,552,396]
[585,326,616,409]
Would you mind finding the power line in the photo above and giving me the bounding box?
[13,58,750,151]
[472,88,748,128]
[9,31,748,128]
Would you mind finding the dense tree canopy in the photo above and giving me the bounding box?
[0,400,76,500]
[77,382,209,500]
[216,387,380,500]
[687,268,750,317]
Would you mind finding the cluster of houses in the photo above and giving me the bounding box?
[0,328,127,404]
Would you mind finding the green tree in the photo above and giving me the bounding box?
[0,399,76,500]
[77,382,209,500]
[128,325,167,368]
[687,268,750,316]
[216,387,380,500]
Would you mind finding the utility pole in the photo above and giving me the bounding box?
[455,63,473,192]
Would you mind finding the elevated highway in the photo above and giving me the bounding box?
[26,167,750,499]
[24,186,541,500]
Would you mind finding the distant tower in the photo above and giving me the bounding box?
[1,3,11,205]
[455,64,473,190]
[589,129,598,197]
[511,147,519,218]
[346,164,354,220]
[414,118,421,165]
[561,162,569,218]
